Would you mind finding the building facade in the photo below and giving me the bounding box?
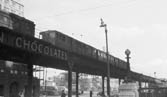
[0,0,24,16]
[0,60,40,97]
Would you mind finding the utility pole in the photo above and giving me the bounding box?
[100,18,110,97]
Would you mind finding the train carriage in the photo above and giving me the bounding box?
[9,13,35,36]
[121,60,128,70]
[84,45,93,57]
[108,55,115,66]
[116,58,127,70]
[40,30,72,51]
[40,29,129,71]
[71,39,83,55]
[114,58,119,68]
[40,30,99,59]
[97,50,107,62]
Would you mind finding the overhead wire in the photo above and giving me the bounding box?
[53,0,138,17]
[34,0,138,33]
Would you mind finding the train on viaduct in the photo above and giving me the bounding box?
[0,10,165,97]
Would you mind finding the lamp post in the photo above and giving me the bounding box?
[100,18,110,97]
[125,49,131,71]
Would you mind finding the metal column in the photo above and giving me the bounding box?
[76,71,79,97]
[102,76,105,96]
[139,81,141,97]
[100,19,110,97]
[26,63,33,97]
[119,79,121,85]
[68,62,73,97]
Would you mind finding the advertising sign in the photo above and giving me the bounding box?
[0,27,67,61]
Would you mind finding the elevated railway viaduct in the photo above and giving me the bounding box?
[0,27,162,97]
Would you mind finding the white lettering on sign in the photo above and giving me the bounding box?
[15,37,67,61]
[44,46,49,55]
[23,40,30,50]
[31,41,38,52]
[0,32,4,43]
[16,37,22,48]
[38,44,43,53]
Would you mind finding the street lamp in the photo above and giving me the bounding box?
[124,49,131,82]
[125,49,131,71]
[100,18,110,97]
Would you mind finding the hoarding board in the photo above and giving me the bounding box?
[0,27,67,61]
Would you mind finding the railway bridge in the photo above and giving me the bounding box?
[0,27,162,97]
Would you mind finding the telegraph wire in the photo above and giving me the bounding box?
[53,0,137,17]
[34,0,138,35]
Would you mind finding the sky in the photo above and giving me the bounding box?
[23,0,167,78]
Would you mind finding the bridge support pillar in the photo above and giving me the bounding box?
[139,81,141,97]
[139,81,141,88]
[145,82,147,88]
[76,71,79,97]
[26,63,33,97]
[68,62,73,97]
[102,76,105,96]
[119,79,121,85]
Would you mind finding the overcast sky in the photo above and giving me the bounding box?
[24,0,167,78]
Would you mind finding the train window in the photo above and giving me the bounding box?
[110,56,114,63]
[10,70,14,74]
[114,59,117,66]
[0,69,4,72]
[87,46,92,55]
[92,49,96,57]
[14,70,18,74]
[55,33,66,42]
[102,53,105,58]
[98,51,100,56]
[55,33,58,39]
[103,53,106,59]
[60,34,65,42]
[0,85,4,96]
[49,32,55,38]
[62,35,66,42]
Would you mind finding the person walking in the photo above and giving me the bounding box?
[61,90,66,97]
[90,90,93,97]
